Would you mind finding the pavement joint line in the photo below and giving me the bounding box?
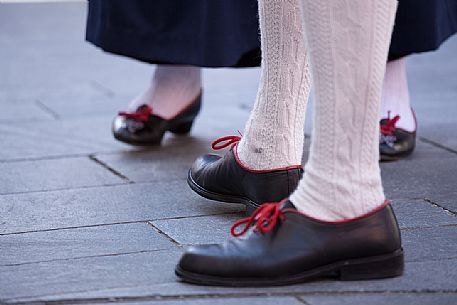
[0,212,243,236]
[419,136,457,155]
[0,178,424,199]
[35,99,61,120]
[400,222,457,231]
[89,81,116,98]
[0,182,131,196]
[0,220,148,236]
[0,150,133,164]
[146,221,182,247]
[0,176,191,196]
[0,249,174,267]
[5,290,457,305]
[0,153,97,164]
[88,154,132,182]
[295,296,312,305]
[423,198,457,217]
[405,256,457,263]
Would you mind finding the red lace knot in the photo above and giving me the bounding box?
[230,202,285,237]
[380,111,401,136]
[211,131,242,151]
[118,105,153,122]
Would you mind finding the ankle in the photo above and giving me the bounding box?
[128,65,202,119]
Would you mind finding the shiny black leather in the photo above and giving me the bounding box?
[112,93,202,145]
[380,119,416,161]
[188,150,303,214]
[176,201,404,286]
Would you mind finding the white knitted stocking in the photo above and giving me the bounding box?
[290,0,398,220]
[237,0,311,170]
[380,58,416,132]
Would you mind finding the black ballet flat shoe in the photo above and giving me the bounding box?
[112,92,202,146]
[379,111,416,161]
[187,135,303,215]
[176,200,404,287]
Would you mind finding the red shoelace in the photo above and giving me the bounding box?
[118,105,153,122]
[211,132,242,151]
[380,111,401,136]
[230,202,285,237]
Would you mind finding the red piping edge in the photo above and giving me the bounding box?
[232,143,303,173]
[283,199,391,224]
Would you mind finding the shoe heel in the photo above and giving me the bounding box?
[169,121,194,135]
[339,249,404,281]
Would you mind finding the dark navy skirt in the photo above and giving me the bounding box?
[86,0,457,67]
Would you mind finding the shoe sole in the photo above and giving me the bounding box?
[380,151,413,162]
[187,170,260,215]
[175,248,404,287]
[113,122,193,147]
[380,146,415,162]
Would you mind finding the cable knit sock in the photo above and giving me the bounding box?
[128,65,201,119]
[236,0,311,170]
[380,58,416,132]
[289,0,398,221]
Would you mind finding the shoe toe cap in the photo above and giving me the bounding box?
[177,244,227,276]
[190,154,221,179]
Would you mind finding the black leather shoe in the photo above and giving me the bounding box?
[176,200,404,286]
[380,110,416,161]
[112,92,202,145]
[187,136,303,215]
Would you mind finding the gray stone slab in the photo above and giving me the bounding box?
[391,199,457,229]
[420,124,457,154]
[93,141,211,185]
[381,157,457,200]
[15,260,457,303]
[402,226,457,262]
[302,293,457,305]
[94,107,250,184]
[0,99,54,122]
[36,83,126,120]
[81,297,302,305]
[151,199,457,246]
[0,250,181,301]
[0,181,243,235]
[0,88,252,163]
[425,192,457,215]
[0,223,175,266]
[0,157,125,194]
[0,117,126,161]
[153,214,239,245]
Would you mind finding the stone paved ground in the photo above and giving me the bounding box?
[1,2,457,305]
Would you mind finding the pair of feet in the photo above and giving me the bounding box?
[113,93,417,161]
[176,136,404,286]
[113,99,405,285]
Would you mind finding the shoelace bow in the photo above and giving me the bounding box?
[380,111,401,136]
[230,203,285,237]
[118,105,153,122]
[211,131,242,151]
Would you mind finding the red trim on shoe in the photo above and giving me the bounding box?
[283,199,391,224]
[230,199,391,237]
